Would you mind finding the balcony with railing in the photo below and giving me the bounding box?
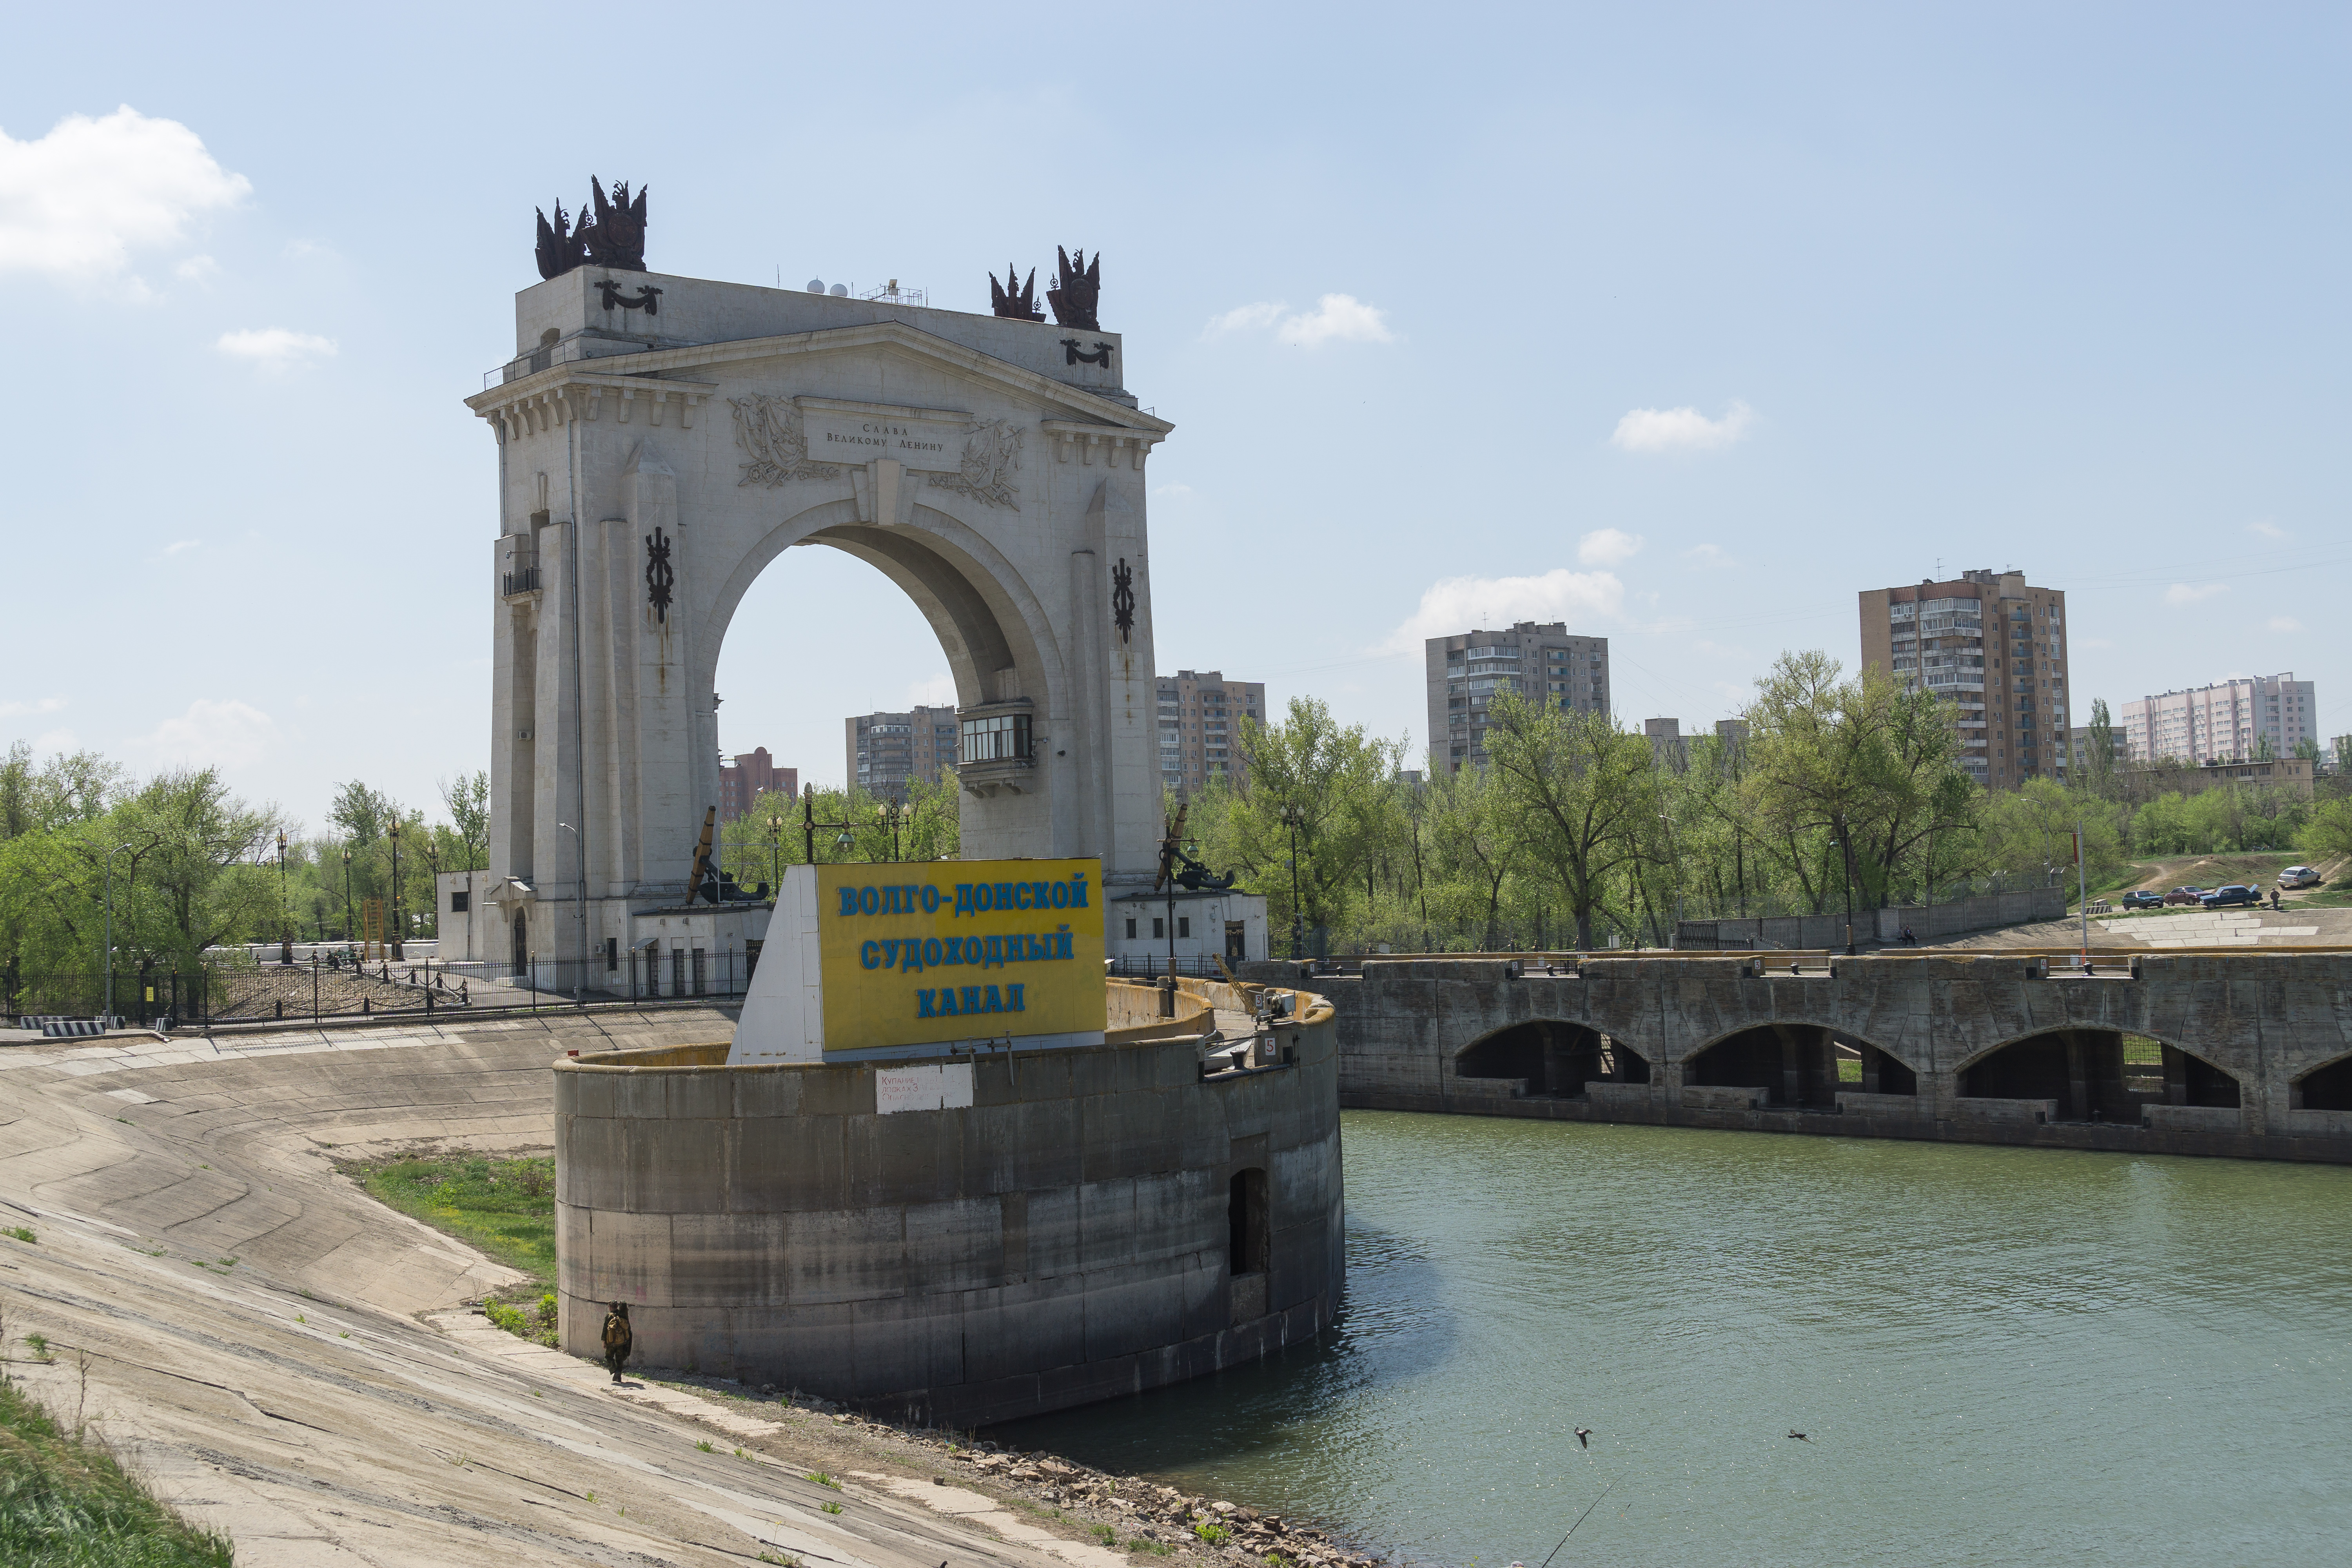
[501,540,542,599]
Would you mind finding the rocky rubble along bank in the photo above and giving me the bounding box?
[664,1377,1385,1568]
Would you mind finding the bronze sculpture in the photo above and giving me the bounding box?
[1047,247,1100,330]
[533,179,648,278]
[989,265,1045,320]
[534,201,586,280]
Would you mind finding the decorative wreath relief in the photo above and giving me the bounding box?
[927,419,1024,510]
[730,395,842,487]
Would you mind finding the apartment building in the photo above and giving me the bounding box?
[845,705,960,798]
[1158,671,1265,797]
[2120,673,2317,765]
[1860,568,2069,788]
[717,747,798,822]
[1426,621,1611,772]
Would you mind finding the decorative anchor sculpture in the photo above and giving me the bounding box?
[989,265,1045,320]
[532,178,649,279]
[1047,246,1100,331]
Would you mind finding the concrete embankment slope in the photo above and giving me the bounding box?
[0,1006,1144,1567]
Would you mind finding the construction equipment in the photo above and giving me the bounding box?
[687,808,718,903]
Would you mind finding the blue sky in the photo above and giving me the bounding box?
[5,3,2347,826]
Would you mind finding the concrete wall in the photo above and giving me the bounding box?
[1674,887,2065,949]
[1242,953,2352,1163]
[554,978,1343,1425]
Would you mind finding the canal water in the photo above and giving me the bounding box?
[997,1111,2352,1567]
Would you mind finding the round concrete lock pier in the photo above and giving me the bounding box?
[553,977,1342,1425]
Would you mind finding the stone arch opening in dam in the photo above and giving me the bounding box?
[1957,1029,2244,1122]
[1684,1023,1918,1108]
[1452,1019,1645,1096]
[2291,1051,2352,1111]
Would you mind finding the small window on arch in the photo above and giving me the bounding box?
[1227,1167,1269,1278]
[539,328,559,347]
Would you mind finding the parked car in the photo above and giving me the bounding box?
[2200,884,2260,908]
[2120,890,2166,909]
[2279,865,2322,889]
[2163,887,2207,906]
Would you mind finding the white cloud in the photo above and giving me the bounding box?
[173,254,218,282]
[146,538,201,563]
[1577,528,1644,567]
[1383,568,1625,653]
[1207,294,1395,348]
[215,327,336,370]
[1679,543,1737,568]
[137,698,276,771]
[1205,301,1287,336]
[1610,399,1755,454]
[0,106,249,287]
[2268,615,2303,632]
[0,695,66,719]
[2163,582,2229,606]
[2249,520,2288,541]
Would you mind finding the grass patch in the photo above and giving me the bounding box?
[353,1154,555,1284]
[0,1376,234,1566]
[2,1227,35,1245]
[484,1294,559,1347]
[1129,1539,1173,1556]
[819,1501,843,1515]
[2122,1034,2165,1065]
[1194,1523,1230,1545]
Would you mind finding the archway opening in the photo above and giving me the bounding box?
[1454,1020,1641,1096]
[1227,1168,1269,1278]
[2292,1054,2352,1112]
[713,543,956,802]
[1685,1024,1902,1108]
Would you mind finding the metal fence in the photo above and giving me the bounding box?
[6,947,760,1030]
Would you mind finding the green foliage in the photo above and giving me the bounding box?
[2,1228,34,1245]
[1193,1522,1230,1545]
[0,1377,236,1566]
[356,1156,555,1284]
[1128,1539,1173,1555]
[2298,797,2352,862]
[819,1501,843,1515]
[1091,1523,1118,1544]
[719,777,961,894]
[804,1471,840,1489]
[1213,697,1408,944]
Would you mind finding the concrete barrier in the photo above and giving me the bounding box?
[554,977,1344,1426]
[2143,1104,2244,1134]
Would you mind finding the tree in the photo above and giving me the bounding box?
[437,771,490,871]
[2082,698,2121,797]
[1982,778,2124,886]
[1225,698,1406,947]
[1482,692,1655,948]
[2299,797,2352,864]
[1422,758,1521,949]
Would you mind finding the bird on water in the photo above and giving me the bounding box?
[1574,1428,1592,1449]
[1788,1430,1809,1441]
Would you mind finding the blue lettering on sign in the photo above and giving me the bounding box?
[962,985,982,1013]
[1008,982,1024,1012]
[917,989,936,1017]
[839,887,860,917]
[860,940,880,969]
[920,884,942,913]
[858,886,880,916]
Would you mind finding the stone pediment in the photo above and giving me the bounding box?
[467,319,1172,452]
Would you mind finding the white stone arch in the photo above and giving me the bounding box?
[463,274,1174,968]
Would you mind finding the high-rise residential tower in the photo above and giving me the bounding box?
[2120,673,2316,765]
[1859,568,2071,789]
[717,748,798,822]
[1425,621,1611,773]
[1156,670,1265,797]
[845,706,960,798]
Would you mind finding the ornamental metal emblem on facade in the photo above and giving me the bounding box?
[644,526,674,622]
[926,418,1025,511]
[1111,558,1135,643]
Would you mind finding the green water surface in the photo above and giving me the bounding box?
[996,1111,2352,1567]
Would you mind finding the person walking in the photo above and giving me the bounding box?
[601,1301,633,1383]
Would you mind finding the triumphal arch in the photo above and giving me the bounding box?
[463,209,1170,976]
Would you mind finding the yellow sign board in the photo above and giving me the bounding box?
[816,858,1106,1054]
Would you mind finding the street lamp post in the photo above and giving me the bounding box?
[766,812,784,893]
[340,847,353,946]
[557,822,583,1005]
[1829,832,1857,956]
[802,784,858,864]
[877,799,904,863]
[386,820,405,960]
[277,829,293,964]
[102,842,131,1027]
[1279,805,1305,960]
